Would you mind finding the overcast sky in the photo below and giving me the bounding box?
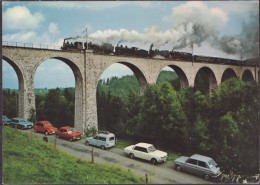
[2,1,259,89]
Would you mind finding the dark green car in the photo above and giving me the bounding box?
[2,115,11,126]
[9,117,34,129]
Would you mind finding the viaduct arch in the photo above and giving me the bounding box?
[242,69,255,81]
[3,56,25,117]
[221,68,237,82]
[194,67,217,94]
[157,65,189,88]
[2,46,259,132]
[116,62,148,95]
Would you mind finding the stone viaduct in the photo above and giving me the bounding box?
[2,46,259,132]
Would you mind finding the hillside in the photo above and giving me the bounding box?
[97,71,178,98]
[2,127,143,184]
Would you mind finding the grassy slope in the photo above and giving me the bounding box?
[2,127,143,184]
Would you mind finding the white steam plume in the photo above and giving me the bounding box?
[87,1,258,58]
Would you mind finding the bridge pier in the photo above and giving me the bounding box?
[22,77,36,120]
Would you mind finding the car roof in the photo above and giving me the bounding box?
[190,154,213,162]
[135,142,153,148]
[38,120,51,124]
[60,126,73,130]
[97,133,115,137]
[12,117,27,121]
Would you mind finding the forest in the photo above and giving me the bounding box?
[3,71,259,175]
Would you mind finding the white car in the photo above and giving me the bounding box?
[124,142,168,164]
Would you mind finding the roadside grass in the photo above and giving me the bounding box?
[2,127,143,184]
[116,138,180,161]
[115,137,135,149]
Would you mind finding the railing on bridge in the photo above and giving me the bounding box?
[2,41,61,50]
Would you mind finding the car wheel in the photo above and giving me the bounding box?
[86,141,90,146]
[101,145,105,150]
[56,134,59,138]
[33,129,37,133]
[129,153,134,159]
[151,158,157,165]
[69,138,73,142]
[176,165,182,172]
[204,174,210,180]
[44,131,48,136]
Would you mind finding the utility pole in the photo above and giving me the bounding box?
[191,28,194,66]
[240,48,243,61]
[83,27,88,50]
[192,43,194,66]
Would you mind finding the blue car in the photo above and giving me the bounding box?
[9,117,34,129]
[2,115,11,126]
[86,131,116,150]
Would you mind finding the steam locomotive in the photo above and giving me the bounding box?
[61,38,114,54]
[115,45,149,58]
[61,39,149,57]
[61,39,259,66]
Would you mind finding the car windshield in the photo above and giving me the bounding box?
[67,128,76,134]
[148,145,157,152]
[208,159,217,168]
[44,123,51,127]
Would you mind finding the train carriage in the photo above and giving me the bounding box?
[60,39,258,67]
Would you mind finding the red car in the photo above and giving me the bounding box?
[55,126,83,141]
[33,120,57,135]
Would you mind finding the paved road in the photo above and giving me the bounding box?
[23,130,211,184]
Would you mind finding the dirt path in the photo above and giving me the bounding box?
[25,130,211,184]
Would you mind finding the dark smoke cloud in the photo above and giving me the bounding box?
[172,22,219,50]
[213,35,242,56]
[213,5,259,59]
[240,6,259,58]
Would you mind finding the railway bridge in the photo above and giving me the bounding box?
[2,45,259,132]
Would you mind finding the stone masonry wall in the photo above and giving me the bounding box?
[2,46,259,132]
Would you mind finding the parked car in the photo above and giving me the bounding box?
[124,142,168,164]
[55,126,82,141]
[2,115,11,126]
[9,117,33,129]
[33,120,57,135]
[174,154,221,180]
[85,131,115,150]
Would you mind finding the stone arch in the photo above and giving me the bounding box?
[156,65,189,88]
[34,57,84,132]
[221,68,237,82]
[2,56,25,117]
[194,67,217,94]
[242,69,254,82]
[117,61,148,95]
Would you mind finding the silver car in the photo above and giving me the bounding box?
[174,154,221,180]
